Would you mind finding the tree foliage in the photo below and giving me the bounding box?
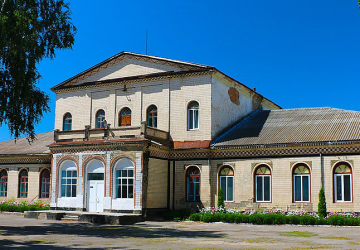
[0,0,76,139]
[318,187,327,218]
[218,188,225,208]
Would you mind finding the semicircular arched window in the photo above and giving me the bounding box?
[255,165,271,202]
[40,169,51,198]
[147,105,157,128]
[188,101,199,130]
[0,170,7,197]
[63,113,72,131]
[334,162,352,202]
[119,107,131,127]
[186,166,200,202]
[60,161,77,198]
[96,109,106,128]
[18,169,28,198]
[219,166,234,202]
[293,164,310,202]
[114,158,134,199]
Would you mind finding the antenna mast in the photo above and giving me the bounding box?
[146,30,148,55]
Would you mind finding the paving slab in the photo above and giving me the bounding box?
[1,213,360,249]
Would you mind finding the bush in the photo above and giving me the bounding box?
[318,187,327,218]
[0,200,50,212]
[188,207,360,227]
[217,188,225,208]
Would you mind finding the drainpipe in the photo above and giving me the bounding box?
[320,153,324,189]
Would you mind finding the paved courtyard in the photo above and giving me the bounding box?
[0,213,360,249]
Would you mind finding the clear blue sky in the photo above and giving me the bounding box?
[1,0,360,141]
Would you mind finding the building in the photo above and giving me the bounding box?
[1,52,360,214]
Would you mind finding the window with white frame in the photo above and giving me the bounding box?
[114,159,134,199]
[219,166,234,202]
[0,170,7,197]
[63,113,72,131]
[188,101,199,130]
[147,105,157,128]
[255,165,271,202]
[293,164,310,202]
[186,166,200,202]
[60,161,77,198]
[334,163,352,202]
[96,109,106,128]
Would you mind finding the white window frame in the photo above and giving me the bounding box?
[188,102,199,130]
[334,173,352,202]
[293,174,310,202]
[255,175,271,202]
[60,167,77,198]
[114,167,134,199]
[219,175,234,202]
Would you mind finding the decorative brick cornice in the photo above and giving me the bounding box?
[148,142,360,160]
[54,70,212,94]
[0,155,51,164]
[50,141,147,154]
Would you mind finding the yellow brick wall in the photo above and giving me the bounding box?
[0,164,51,202]
[147,158,168,208]
[174,155,360,212]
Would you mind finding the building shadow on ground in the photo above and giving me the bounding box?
[0,220,225,241]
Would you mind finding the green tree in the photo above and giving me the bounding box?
[218,188,225,208]
[0,0,76,139]
[318,187,327,218]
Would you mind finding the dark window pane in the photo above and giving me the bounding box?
[128,185,133,198]
[122,185,127,198]
[302,176,309,202]
[220,176,226,198]
[66,185,71,197]
[336,175,342,201]
[227,177,233,201]
[344,175,351,201]
[264,176,270,201]
[256,176,263,201]
[117,186,121,198]
[122,170,127,177]
[128,170,133,177]
[295,176,301,202]
[72,185,76,197]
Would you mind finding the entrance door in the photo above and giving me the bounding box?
[87,173,104,212]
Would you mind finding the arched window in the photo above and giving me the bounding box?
[18,169,28,198]
[188,101,199,130]
[119,107,131,127]
[334,162,352,202]
[60,161,77,198]
[255,165,271,202]
[147,105,157,128]
[293,164,310,202]
[114,158,134,199]
[40,169,50,198]
[219,166,234,202]
[96,109,106,128]
[186,166,200,202]
[0,170,7,197]
[63,113,72,131]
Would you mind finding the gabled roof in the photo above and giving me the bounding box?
[0,131,53,155]
[51,51,213,91]
[212,107,360,148]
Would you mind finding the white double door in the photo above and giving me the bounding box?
[87,180,104,212]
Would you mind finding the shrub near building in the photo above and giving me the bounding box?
[189,208,360,226]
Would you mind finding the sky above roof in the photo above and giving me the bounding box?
[0,0,360,141]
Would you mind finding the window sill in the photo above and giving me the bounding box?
[334,201,353,203]
[255,201,272,203]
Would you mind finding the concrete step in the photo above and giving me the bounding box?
[61,215,79,221]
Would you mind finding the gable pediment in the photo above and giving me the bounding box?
[52,52,210,91]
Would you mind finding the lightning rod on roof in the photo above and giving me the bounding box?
[146,30,148,55]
